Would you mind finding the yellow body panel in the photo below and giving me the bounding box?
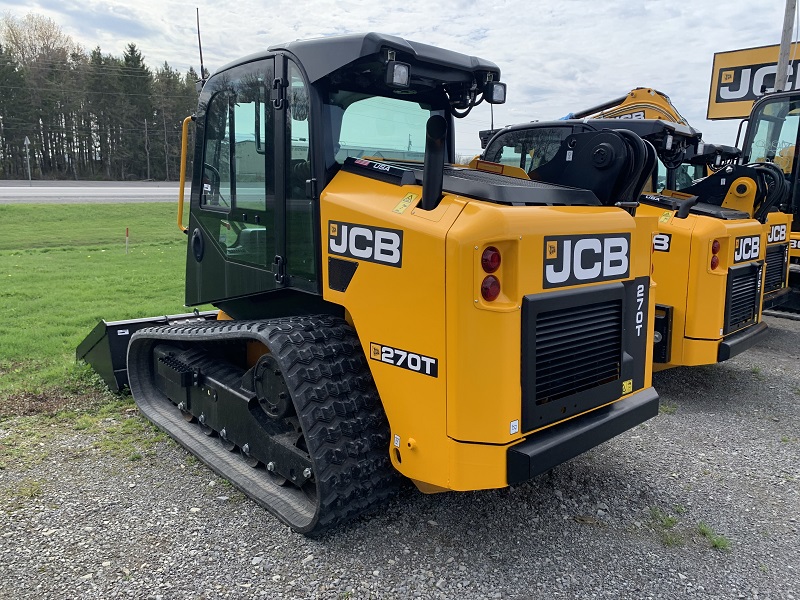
[764,211,793,304]
[638,202,765,371]
[320,170,655,491]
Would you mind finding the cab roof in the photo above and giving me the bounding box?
[216,32,501,84]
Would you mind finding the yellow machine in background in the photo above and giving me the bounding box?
[562,87,690,124]
[708,45,800,311]
[480,118,774,370]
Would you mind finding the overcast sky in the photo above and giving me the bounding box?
[0,1,793,156]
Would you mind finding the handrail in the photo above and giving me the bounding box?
[177,115,194,233]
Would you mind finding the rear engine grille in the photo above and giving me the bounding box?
[535,300,622,404]
[725,263,761,333]
[764,243,788,293]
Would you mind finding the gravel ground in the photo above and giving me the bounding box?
[1,315,798,600]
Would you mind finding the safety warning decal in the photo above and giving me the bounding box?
[393,193,418,214]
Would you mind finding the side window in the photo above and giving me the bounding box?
[201,92,232,210]
[749,103,799,176]
[198,61,275,270]
[285,61,316,282]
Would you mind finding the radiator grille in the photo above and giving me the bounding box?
[535,300,622,404]
[764,244,788,293]
[726,265,760,332]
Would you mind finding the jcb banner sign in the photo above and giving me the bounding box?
[708,43,800,120]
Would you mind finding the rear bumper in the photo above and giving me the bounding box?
[717,321,768,362]
[506,386,659,485]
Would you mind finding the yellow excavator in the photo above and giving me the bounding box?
[480,116,780,370]
[78,34,661,535]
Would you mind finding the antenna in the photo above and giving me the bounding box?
[196,8,206,85]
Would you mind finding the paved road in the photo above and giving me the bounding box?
[0,181,189,204]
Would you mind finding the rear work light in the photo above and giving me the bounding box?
[481,275,501,302]
[481,246,501,273]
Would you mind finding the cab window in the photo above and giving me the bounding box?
[198,62,275,270]
[747,98,799,176]
[483,127,572,172]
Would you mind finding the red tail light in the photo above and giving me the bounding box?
[711,239,720,270]
[481,246,501,273]
[481,275,501,301]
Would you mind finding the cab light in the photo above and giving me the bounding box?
[481,246,501,273]
[481,275,501,301]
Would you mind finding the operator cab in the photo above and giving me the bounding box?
[188,33,505,316]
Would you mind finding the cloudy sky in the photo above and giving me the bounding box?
[0,0,792,156]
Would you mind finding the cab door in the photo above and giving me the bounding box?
[186,57,283,306]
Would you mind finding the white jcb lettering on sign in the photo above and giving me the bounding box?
[734,235,760,263]
[544,234,630,288]
[653,233,671,252]
[792,238,800,250]
[329,221,403,267]
[768,224,787,243]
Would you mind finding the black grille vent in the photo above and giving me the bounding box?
[535,300,622,404]
[764,244,788,293]
[726,264,761,333]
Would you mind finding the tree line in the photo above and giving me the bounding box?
[0,13,201,181]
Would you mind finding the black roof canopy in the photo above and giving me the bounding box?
[215,32,500,84]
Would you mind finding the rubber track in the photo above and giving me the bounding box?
[127,315,400,536]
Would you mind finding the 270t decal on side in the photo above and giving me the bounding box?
[370,343,438,377]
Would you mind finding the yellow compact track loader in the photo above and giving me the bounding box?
[739,90,800,312]
[78,33,659,535]
[553,87,794,312]
[480,118,784,370]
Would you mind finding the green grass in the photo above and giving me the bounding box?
[659,401,678,415]
[0,395,165,471]
[0,203,193,410]
[697,521,731,551]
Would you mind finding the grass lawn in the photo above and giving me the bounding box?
[0,203,194,417]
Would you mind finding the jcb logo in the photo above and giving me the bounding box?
[717,62,799,103]
[734,235,760,263]
[543,234,630,288]
[792,239,800,250]
[653,233,671,252]
[768,224,787,243]
[614,110,645,120]
[329,221,403,267]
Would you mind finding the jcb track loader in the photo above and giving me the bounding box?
[740,90,800,313]
[78,33,659,535]
[548,87,794,313]
[481,117,784,370]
